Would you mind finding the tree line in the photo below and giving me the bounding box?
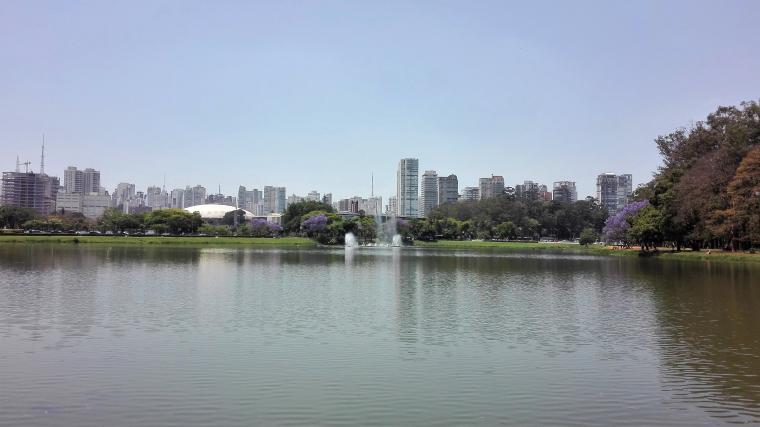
[610,100,760,251]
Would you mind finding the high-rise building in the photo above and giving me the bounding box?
[146,186,168,210]
[307,191,320,202]
[63,166,100,194]
[338,198,359,213]
[363,197,382,216]
[597,173,633,212]
[170,188,185,208]
[322,193,333,206]
[56,192,83,214]
[617,174,633,210]
[205,193,236,206]
[113,182,136,208]
[184,185,206,207]
[82,193,112,219]
[462,186,480,201]
[238,186,261,210]
[386,196,398,215]
[287,194,304,207]
[83,168,100,194]
[479,175,505,199]
[1,171,59,215]
[437,174,459,205]
[276,187,286,213]
[263,186,287,213]
[552,181,578,203]
[340,196,384,216]
[419,170,438,217]
[396,158,419,217]
[64,167,83,194]
[515,180,550,201]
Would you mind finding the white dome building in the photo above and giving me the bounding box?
[184,204,255,220]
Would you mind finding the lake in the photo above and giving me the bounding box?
[1,244,759,426]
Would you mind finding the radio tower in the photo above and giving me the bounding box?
[40,134,45,175]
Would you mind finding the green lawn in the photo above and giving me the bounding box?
[412,240,760,264]
[0,235,316,247]
[412,240,582,250]
[2,235,758,264]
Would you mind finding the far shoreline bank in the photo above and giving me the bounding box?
[1,235,759,264]
[412,240,760,264]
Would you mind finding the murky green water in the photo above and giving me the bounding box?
[1,244,759,426]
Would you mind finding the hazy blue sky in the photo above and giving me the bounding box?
[2,0,759,200]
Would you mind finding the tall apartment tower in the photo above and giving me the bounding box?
[238,186,261,210]
[396,158,419,217]
[262,186,287,213]
[617,174,633,210]
[64,167,83,193]
[595,173,633,212]
[146,186,167,210]
[419,170,438,217]
[479,175,505,199]
[184,185,206,207]
[597,173,621,212]
[437,174,459,205]
[170,188,185,208]
[462,186,480,201]
[113,182,135,206]
[64,166,100,194]
[552,181,578,203]
[386,196,398,215]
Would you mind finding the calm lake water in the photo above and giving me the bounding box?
[1,244,759,426]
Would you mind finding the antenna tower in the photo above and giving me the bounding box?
[40,134,45,174]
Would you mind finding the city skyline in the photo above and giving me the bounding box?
[2,151,630,219]
[3,1,759,200]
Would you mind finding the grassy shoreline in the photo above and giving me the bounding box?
[412,240,760,264]
[1,235,758,264]
[0,235,316,247]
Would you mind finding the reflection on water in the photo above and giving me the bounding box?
[0,244,758,426]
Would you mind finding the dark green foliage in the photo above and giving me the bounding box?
[643,100,760,250]
[221,209,247,226]
[0,206,37,229]
[579,228,598,246]
[282,201,335,233]
[98,208,203,234]
[427,197,607,241]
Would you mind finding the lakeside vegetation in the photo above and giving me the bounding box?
[411,240,760,264]
[3,234,757,264]
[0,235,315,246]
[620,101,760,252]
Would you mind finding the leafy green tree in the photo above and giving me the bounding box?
[494,221,516,240]
[0,206,37,229]
[628,205,664,251]
[222,209,248,227]
[142,209,202,234]
[579,228,598,245]
[356,215,377,243]
[648,100,760,249]
[726,145,760,249]
[282,201,335,233]
[21,219,48,230]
